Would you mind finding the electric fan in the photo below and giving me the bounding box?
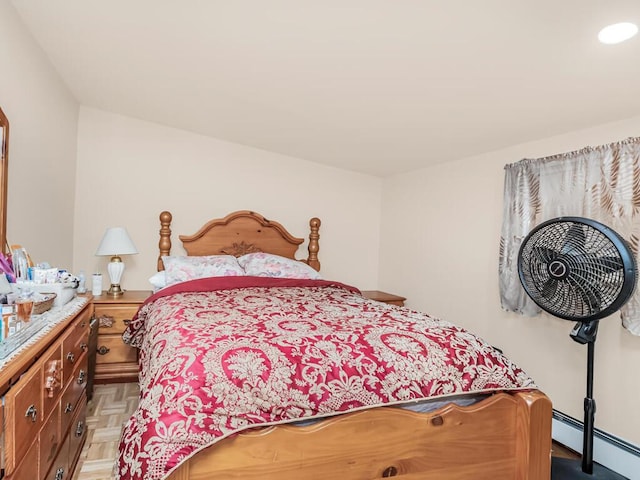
[518,217,637,480]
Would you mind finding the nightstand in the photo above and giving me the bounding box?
[92,290,150,383]
[361,290,406,306]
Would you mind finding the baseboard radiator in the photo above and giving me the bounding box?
[552,410,640,479]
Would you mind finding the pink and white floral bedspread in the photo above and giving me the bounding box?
[117,277,535,480]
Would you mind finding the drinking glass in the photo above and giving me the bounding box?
[15,298,34,324]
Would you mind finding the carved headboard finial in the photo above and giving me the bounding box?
[158,211,173,271]
[307,217,321,271]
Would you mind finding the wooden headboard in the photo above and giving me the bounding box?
[158,210,321,272]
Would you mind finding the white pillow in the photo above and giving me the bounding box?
[237,252,321,280]
[148,271,167,291]
[161,255,245,286]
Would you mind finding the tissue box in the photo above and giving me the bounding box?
[12,282,77,308]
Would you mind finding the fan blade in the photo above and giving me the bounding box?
[532,246,559,264]
[596,255,625,272]
[569,252,624,274]
[541,278,558,299]
[572,277,603,312]
[561,224,586,254]
[567,259,603,287]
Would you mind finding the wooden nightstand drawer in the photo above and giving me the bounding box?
[94,305,139,334]
[95,334,138,364]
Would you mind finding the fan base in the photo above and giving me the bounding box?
[552,457,628,479]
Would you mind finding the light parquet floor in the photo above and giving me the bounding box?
[73,382,140,480]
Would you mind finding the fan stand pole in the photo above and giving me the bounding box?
[552,321,628,480]
[582,338,596,474]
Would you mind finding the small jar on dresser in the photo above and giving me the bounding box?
[92,290,150,384]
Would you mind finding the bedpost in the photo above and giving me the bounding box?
[158,211,173,271]
[307,217,321,271]
[514,390,552,479]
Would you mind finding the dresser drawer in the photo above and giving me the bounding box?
[40,405,61,475]
[61,355,88,437]
[5,435,39,480]
[62,315,89,386]
[4,363,42,474]
[94,304,139,334]
[42,343,63,420]
[44,431,70,480]
[68,393,87,469]
[96,334,138,364]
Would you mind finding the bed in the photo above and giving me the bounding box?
[117,210,552,480]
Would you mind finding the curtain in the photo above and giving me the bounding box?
[499,137,640,335]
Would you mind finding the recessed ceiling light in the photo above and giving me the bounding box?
[598,22,638,44]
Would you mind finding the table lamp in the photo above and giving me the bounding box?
[95,227,138,296]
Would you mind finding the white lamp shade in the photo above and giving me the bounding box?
[95,227,138,256]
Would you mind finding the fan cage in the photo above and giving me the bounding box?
[518,217,637,322]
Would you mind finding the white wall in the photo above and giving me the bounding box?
[8,0,639,447]
[0,1,79,267]
[380,116,640,445]
[73,107,382,291]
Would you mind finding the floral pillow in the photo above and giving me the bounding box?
[237,252,322,280]
[161,255,245,286]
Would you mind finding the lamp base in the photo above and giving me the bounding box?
[105,256,126,297]
[107,283,124,297]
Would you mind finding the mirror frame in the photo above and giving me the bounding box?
[0,107,8,254]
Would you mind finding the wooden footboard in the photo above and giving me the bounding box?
[166,390,551,480]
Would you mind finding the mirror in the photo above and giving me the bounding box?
[0,107,8,254]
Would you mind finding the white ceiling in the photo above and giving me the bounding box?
[11,0,640,176]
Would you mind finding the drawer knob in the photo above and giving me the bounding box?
[123,319,131,326]
[64,402,74,413]
[75,420,85,437]
[45,359,62,398]
[55,467,64,480]
[98,315,115,328]
[67,352,75,363]
[80,342,88,352]
[25,404,38,422]
[77,369,86,384]
[98,346,111,355]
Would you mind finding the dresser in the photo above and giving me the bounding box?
[92,290,150,384]
[0,297,91,480]
[361,290,406,306]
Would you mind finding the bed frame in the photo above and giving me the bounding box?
[156,210,552,480]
